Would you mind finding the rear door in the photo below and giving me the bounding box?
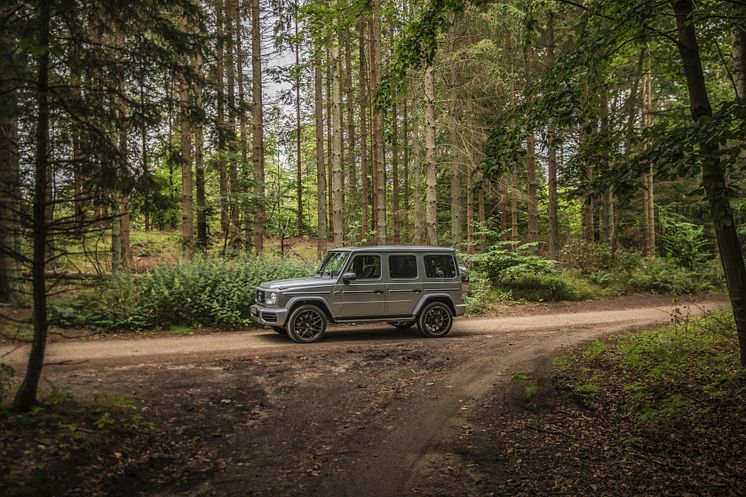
[385,253,422,317]
[335,253,386,318]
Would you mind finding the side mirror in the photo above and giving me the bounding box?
[459,265,469,283]
[342,272,357,284]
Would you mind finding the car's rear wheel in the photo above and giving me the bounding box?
[417,302,453,338]
[392,321,415,329]
[271,326,286,335]
[287,305,327,343]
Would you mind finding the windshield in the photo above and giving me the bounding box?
[316,251,350,278]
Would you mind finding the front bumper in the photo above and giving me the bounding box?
[250,304,289,327]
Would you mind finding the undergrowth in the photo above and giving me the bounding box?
[50,254,312,330]
[554,311,744,434]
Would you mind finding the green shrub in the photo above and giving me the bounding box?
[51,254,312,330]
[499,273,582,302]
[560,240,614,275]
[628,257,713,295]
[658,209,708,269]
[466,241,557,285]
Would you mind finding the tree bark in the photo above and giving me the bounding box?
[251,0,265,252]
[13,0,50,412]
[448,13,462,247]
[734,24,746,100]
[180,21,193,254]
[331,10,344,247]
[526,131,537,249]
[357,22,370,239]
[235,0,251,251]
[424,65,437,246]
[195,47,207,249]
[344,29,356,229]
[225,0,239,247]
[369,2,386,244]
[546,13,560,260]
[412,80,425,245]
[392,103,400,243]
[295,1,303,237]
[215,0,229,239]
[402,96,410,241]
[641,45,655,256]
[315,51,327,258]
[673,0,746,366]
[0,22,19,303]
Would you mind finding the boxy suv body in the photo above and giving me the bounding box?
[250,246,467,343]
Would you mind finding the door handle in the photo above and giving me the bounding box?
[374,289,384,295]
[413,289,422,294]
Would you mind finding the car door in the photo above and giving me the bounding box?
[385,253,422,317]
[335,254,386,318]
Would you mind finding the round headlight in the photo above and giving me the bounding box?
[267,292,278,305]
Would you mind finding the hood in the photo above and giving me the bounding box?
[260,276,336,290]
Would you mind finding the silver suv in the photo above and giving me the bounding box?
[250,246,467,343]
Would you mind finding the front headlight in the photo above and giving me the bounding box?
[267,291,278,305]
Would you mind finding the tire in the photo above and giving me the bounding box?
[287,304,327,343]
[392,321,415,329]
[417,302,453,338]
[271,326,287,335]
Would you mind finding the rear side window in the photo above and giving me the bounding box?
[389,255,418,279]
[424,255,457,279]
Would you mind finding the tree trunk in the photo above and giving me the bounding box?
[215,0,229,239]
[448,13,462,247]
[235,0,251,251]
[344,29,356,229]
[526,131,538,249]
[251,0,265,252]
[424,65,437,246]
[511,173,519,247]
[673,0,746,366]
[331,11,344,247]
[402,96,410,241]
[641,45,655,256]
[0,26,19,303]
[195,46,207,250]
[315,50,327,258]
[734,24,746,100]
[392,103,400,243]
[369,3,386,244]
[412,80,425,245]
[180,26,193,254]
[357,22,369,239]
[295,1,303,237]
[225,0,239,247]
[546,13,560,260]
[600,85,614,248]
[13,0,50,412]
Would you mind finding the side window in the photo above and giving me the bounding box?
[389,255,418,279]
[349,255,381,280]
[424,255,457,279]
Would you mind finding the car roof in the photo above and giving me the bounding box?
[330,245,456,253]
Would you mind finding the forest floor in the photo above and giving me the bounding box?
[1,294,741,497]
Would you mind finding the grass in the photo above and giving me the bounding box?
[555,311,744,433]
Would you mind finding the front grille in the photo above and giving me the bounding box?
[261,312,277,322]
[256,289,265,304]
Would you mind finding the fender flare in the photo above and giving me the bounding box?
[413,293,456,316]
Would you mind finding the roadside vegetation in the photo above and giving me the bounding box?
[447,311,746,495]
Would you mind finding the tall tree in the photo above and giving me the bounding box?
[179,14,193,253]
[295,0,303,237]
[369,2,386,244]
[358,21,370,238]
[251,0,265,252]
[546,12,560,259]
[641,43,655,256]
[424,64,437,245]
[315,49,327,257]
[392,103,401,243]
[448,13,462,246]
[13,0,50,412]
[330,4,344,247]
[672,0,746,366]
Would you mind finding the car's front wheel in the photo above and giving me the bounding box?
[417,302,453,338]
[287,305,327,343]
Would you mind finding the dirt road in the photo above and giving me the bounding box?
[1,296,730,496]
